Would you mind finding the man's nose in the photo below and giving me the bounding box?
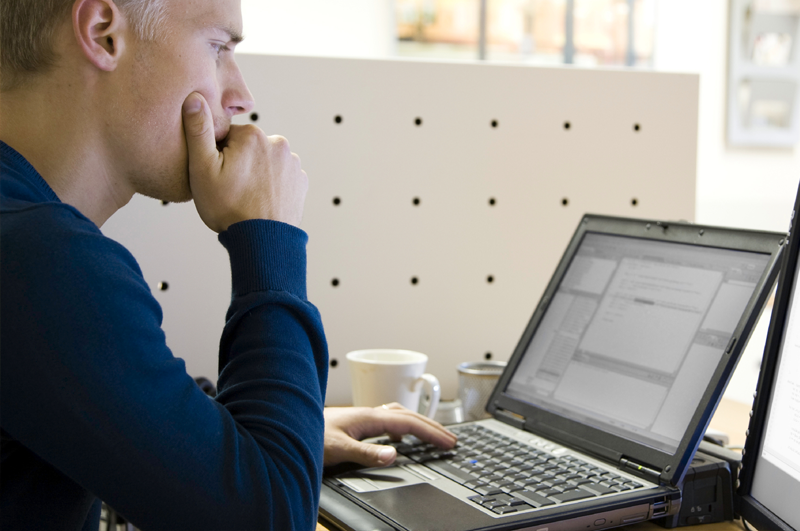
[222,61,255,117]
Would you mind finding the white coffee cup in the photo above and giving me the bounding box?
[346,349,441,419]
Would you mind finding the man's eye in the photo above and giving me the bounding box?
[211,43,229,55]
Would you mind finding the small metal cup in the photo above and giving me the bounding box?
[458,361,507,421]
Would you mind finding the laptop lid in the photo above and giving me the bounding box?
[487,215,784,488]
[738,185,800,531]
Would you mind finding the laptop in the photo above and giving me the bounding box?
[320,214,785,531]
[736,184,800,531]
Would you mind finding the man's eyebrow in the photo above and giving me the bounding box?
[212,24,244,44]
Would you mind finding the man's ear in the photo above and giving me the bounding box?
[72,0,127,72]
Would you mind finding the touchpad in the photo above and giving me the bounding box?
[335,463,435,493]
[355,483,495,531]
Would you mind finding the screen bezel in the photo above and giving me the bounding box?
[737,185,800,531]
[487,215,785,487]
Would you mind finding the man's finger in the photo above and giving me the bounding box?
[182,92,218,175]
[372,406,457,447]
[376,403,455,433]
[364,413,455,450]
[339,439,397,468]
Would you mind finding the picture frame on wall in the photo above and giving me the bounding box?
[727,0,800,147]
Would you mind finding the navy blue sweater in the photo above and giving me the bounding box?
[0,141,328,530]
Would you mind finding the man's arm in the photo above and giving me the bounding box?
[0,210,326,530]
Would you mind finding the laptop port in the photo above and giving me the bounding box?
[652,498,670,518]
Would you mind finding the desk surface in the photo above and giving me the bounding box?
[318,398,751,531]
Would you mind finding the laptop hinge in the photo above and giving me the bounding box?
[495,408,525,430]
[619,457,662,483]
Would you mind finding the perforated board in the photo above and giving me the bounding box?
[102,54,699,406]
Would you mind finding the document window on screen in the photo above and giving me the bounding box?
[507,233,770,453]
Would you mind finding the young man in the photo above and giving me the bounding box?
[0,0,456,529]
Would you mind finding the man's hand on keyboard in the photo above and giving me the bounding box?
[323,404,458,468]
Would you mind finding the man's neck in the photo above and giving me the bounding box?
[0,75,134,227]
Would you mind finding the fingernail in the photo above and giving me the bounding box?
[378,447,396,464]
[183,94,202,114]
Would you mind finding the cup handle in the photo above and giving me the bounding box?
[416,373,441,419]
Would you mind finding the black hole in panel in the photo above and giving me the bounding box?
[487,275,494,284]
[631,198,638,206]
[158,281,169,292]
[411,277,419,285]
[562,198,569,206]
[330,359,339,368]
[161,200,170,206]
[564,121,571,130]
[485,352,493,360]
[333,197,341,206]
[413,197,421,206]
[491,120,498,128]
[331,278,340,287]
[489,198,496,206]
[634,123,641,132]
[334,115,343,124]
[250,112,259,122]
[415,117,423,126]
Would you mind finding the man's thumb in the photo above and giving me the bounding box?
[182,92,217,170]
[348,442,397,468]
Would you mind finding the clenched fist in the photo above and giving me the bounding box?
[182,92,308,232]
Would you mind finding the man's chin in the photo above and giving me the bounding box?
[135,174,193,205]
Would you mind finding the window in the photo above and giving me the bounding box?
[396,0,657,67]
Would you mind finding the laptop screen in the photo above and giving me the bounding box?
[506,232,771,454]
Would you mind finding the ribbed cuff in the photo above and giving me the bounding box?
[218,219,308,300]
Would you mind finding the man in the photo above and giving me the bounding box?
[0,0,456,529]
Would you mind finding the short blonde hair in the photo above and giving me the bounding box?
[0,0,167,91]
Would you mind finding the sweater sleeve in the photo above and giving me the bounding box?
[0,207,328,530]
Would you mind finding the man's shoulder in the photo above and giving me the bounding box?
[1,200,143,279]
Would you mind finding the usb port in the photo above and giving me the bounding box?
[652,499,669,518]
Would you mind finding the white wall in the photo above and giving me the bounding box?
[238,0,396,58]
[654,0,800,406]
[237,0,800,231]
[232,0,799,406]
[654,1,800,234]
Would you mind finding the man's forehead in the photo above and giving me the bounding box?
[174,0,244,41]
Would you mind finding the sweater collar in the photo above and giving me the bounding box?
[0,141,61,203]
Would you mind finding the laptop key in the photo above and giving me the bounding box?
[485,501,509,510]
[467,495,496,504]
[475,485,504,496]
[426,461,480,484]
[550,488,596,503]
[515,489,556,508]
[539,488,563,497]
[492,506,518,515]
[581,483,616,496]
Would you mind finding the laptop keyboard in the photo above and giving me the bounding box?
[380,424,643,516]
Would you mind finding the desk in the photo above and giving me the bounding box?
[318,398,751,531]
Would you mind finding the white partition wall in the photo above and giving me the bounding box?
[102,55,699,406]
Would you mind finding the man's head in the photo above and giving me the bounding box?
[0,0,254,204]
[0,0,166,92]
